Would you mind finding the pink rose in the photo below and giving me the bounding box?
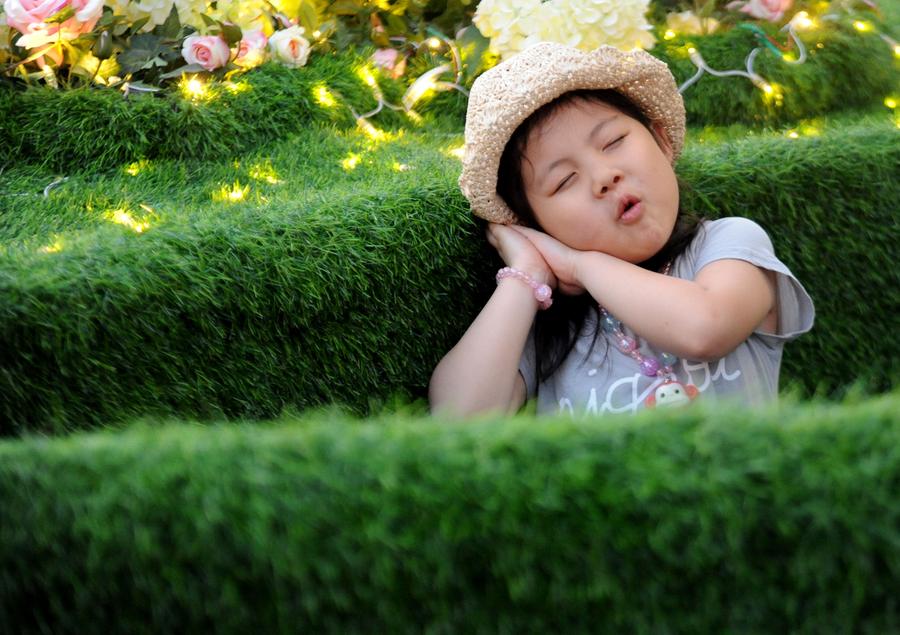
[4,0,102,49]
[234,29,268,68]
[728,0,792,21]
[181,34,231,71]
[370,47,406,79]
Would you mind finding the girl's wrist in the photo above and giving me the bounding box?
[508,262,552,286]
[573,251,609,287]
[496,267,553,310]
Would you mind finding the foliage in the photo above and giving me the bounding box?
[0,110,896,433]
[655,19,897,125]
[0,0,478,90]
[1,391,898,632]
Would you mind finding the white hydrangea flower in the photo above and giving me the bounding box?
[209,0,270,31]
[475,0,655,59]
[473,0,542,58]
[107,0,206,31]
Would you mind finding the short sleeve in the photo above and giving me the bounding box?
[691,217,815,342]
[518,323,538,399]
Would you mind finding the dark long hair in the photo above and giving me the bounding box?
[496,89,703,384]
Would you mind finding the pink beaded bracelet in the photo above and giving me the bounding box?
[496,267,553,310]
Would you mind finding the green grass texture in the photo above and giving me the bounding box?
[657,18,898,126]
[0,107,897,433]
[1,17,896,173]
[1,391,898,633]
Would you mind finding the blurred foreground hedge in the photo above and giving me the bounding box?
[1,392,898,633]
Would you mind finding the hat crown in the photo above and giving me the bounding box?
[459,42,685,225]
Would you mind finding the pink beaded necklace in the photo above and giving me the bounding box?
[598,262,700,407]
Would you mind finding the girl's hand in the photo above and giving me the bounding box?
[507,225,586,296]
[485,223,556,287]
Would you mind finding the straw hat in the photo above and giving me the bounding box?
[459,42,686,224]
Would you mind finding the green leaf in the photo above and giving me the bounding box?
[330,0,364,16]
[159,63,206,79]
[455,25,490,80]
[296,0,320,35]
[200,13,218,28]
[219,22,243,47]
[128,16,150,35]
[96,10,125,29]
[123,80,161,92]
[44,6,76,24]
[159,4,181,39]
[384,14,406,36]
[117,33,170,74]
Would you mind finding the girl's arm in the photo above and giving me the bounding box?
[509,225,776,361]
[429,223,552,418]
[429,278,537,417]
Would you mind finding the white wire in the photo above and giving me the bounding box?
[678,21,808,94]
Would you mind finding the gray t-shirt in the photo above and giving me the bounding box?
[518,217,815,416]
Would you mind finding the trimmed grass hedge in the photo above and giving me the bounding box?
[0,115,897,433]
[1,392,898,633]
[657,22,898,126]
[1,20,896,173]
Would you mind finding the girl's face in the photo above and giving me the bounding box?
[521,99,680,264]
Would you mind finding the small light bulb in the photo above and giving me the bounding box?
[314,85,337,108]
[313,30,321,38]
[341,154,361,171]
[664,30,676,40]
[885,97,898,109]
[358,67,378,88]
[426,37,441,49]
[186,78,205,98]
[853,20,871,32]
[791,11,814,30]
[446,145,465,160]
[787,130,799,139]
[356,117,386,141]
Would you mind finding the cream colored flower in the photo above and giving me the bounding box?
[268,25,310,68]
[474,0,655,59]
[209,0,270,31]
[473,0,542,58]
[666,10,719,35]
[107,0,206,31]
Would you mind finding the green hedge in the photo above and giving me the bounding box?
[1,21,895,173]
[0,118,897,433]
[1,393,898,633]
[656,20,898,126]
[0,51,411,173]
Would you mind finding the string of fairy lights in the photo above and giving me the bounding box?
[673,9,899,107]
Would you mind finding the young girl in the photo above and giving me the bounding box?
[430,42,814,417]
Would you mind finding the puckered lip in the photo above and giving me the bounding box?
[616,194,642,220]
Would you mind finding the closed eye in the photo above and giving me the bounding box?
[552,173,575,194]
[604,135,626,150]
